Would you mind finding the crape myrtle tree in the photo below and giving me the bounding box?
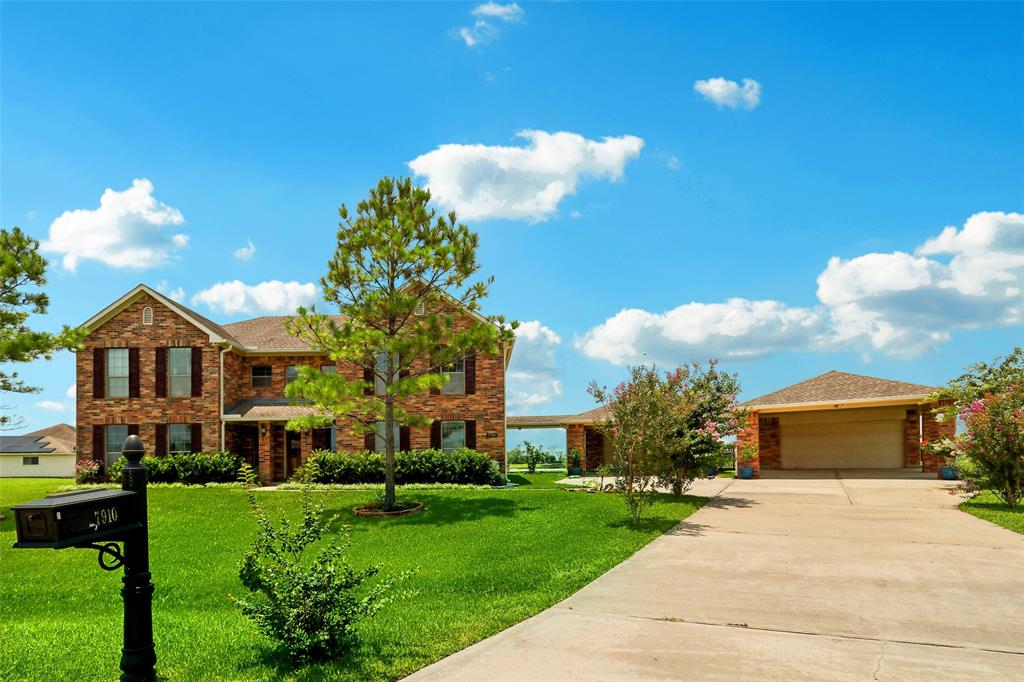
[930,348,1024,508]
[284,177,516,510]
[660,360,745,496]
[1,227,84,429]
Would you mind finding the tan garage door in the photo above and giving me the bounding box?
[780,408,905,469]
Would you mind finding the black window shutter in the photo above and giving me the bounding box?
[129,347,140,398]
[429,347,441,395]
[92,425,105,462]
[93,348,105,399]
[430,420,441,449]
[464,352,476,395]
[400,426,411,452]
[191,423,203,453]
[465,420,477,450]
[191,347,203,397]
[155,348,167,397]
[363,431,375,451]
[363,364,374,396]
[127,424,139,437]
[155,424,168,456]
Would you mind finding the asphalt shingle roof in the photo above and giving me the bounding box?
[744,370,936,408]
[223,398,332,421]
[221,316,344,351]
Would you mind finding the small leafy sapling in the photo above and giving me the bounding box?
[233,488,413,662]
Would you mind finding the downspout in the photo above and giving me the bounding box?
[219,346,227,451]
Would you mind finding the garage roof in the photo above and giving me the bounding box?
[745,370,936,410]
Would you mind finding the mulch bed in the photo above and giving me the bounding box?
[352,501,424,517]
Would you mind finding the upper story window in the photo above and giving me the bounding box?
[168,348,192,397]
[106,348,129,397]
[321,365,337,374]
[251,365,272,389]
[440,421,466,452]
[373,421,401,453]
[441,355,465,394]
[168,424,192,455]
[285,366,299,385]
[142,307,154,325]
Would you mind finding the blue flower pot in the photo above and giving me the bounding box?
[939,466,957,481]
[569,466,582,477]
[706,466,718,477]
[738,466,754,479]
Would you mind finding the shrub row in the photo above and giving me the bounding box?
[293,448,503,486]
[107,451,243,485]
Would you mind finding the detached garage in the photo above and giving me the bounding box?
[738,371,954,475]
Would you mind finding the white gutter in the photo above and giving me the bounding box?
[219,347,227,451]
[747,395,932,413]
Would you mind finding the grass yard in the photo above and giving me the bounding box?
[960,490,1024,534]
[0,476,704,681]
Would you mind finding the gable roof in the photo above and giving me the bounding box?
[744,370,936,409]
[221,316,344,352]
[26,423,76,443]
[508,405,611,429]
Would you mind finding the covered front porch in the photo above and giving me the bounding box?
[223,398,335,483]
[507,406,612,474]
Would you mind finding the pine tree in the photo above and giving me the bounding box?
[285,177,516,509]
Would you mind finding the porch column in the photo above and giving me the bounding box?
[920,401,955,474]
[566,424,585,473]
[257,421,274,483]
[300,429,313,466]
[904,408,921,468]
[736,410,761,477]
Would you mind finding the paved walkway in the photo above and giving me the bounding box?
[408,470,1024,681]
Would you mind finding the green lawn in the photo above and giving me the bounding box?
[960,490,1024,534]
[0,476,704,681]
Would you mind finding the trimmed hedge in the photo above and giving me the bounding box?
[107,452,243,485]
[293,448,503,486]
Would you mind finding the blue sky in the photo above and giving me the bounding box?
[2,2,1022,451]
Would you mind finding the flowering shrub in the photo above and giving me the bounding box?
[74,459,103,484]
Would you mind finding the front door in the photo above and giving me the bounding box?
[285,430,302,479]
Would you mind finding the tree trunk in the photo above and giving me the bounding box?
[384,395,396,510]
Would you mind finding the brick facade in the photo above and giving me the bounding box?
[77,289,509,481]
[757,415,781,469]
[735,410,761,476]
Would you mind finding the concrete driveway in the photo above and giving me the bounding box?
[408,471,1024,681]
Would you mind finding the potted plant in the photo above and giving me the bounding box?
[736,443,757,479]
[568,448,582,477]
[924,438,959,480]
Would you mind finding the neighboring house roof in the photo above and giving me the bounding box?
[744,370,937,409]
[26,423,76,443]
[222,398,332,421]
[0,433,76,455]
[508,405,611,429]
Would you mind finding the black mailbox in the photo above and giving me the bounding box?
[12,488,141,549]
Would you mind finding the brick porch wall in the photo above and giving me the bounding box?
[566,424,585,472]
[921,401,956,473]
[904,407,921,467]
[735,410,761,476]
[759,415,781,469]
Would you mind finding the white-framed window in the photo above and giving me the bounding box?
[320,365,337,374]
[106,425,129,466]
[374,351,399,395]
[414,301,425,316]
[374,421,401,453]
[285,366,299,385]
[441,355,465,394]
[142,307,154,325]
[251,365,272,388]
[441,421,466,452]
[22,456,39,466]
[168,424,192,455]
[168,347,192,397]
[106,348,129,398]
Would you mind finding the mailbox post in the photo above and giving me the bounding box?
[11,435,156,681]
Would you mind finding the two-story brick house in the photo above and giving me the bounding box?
[77,284,513,482]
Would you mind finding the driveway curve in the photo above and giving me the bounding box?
[408,471,1024,681]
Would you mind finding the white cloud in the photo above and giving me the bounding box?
[234,239,256,261]
[570,210,583,220]
[507,321,563,413]
[156,280,185,303]
[818,211,1023,356]
[191,280,318,315]
[456,3,524,47]
[694,77,762,110]
[578,212,1024,364]
[66,384,75,399]
[41,179,187,271]
[577,299,824,365]
[409,130,644,222]
[665,154,681,171]
[36,400,65,412]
